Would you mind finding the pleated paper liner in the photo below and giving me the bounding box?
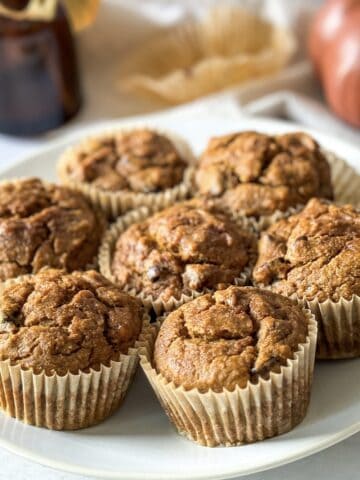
[140,307,317,447]
[119,7,296,104]
[57,126,196,219]
[290,294,360,360]
[0,280,157,430]
[325,149,360,207]
[220,148,360,234]
[98,206,255,316]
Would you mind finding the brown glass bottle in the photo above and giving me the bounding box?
[0,3,81,136]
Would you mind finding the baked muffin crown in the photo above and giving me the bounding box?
[195,131,333,217]
[154,286,308,392]
[253,198,360,302]
[0,269,143,375]
[111,199,256,303]
[61,128,189,193]
[0,178,106,280]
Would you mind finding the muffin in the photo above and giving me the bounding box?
[0,178,106,281]
[195,131,333,222]
[58,127,195,218]
[99,199,256,314]
[0,268,155,429]
[141,286,317,447]
[253,198,360,358]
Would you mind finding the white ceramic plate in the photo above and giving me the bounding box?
[0,108,359,480]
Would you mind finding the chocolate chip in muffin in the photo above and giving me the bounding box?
[63,129,189,193]
[195,131,333,217]
[0,178,106,281]
[253,198,360,302]
[111,200,257,304]
[0,269,143,375]
[154,286,308,392]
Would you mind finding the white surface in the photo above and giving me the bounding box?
[0,111,359,480]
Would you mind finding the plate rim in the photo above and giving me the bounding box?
[0,420,358,480]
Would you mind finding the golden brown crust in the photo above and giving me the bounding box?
[0,178,106,281]
[111,199,256,303]
[62,129,188,193]
[195,131,333,217]
[253,198,360,302]
[154,286,308,392]
[0,269,143,375]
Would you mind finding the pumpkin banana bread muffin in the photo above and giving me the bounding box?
[0,178,106,281]
[0,268,150,429]
[253,198,360,358]
[141,286,317,446]
[109,200,256,311]
[195,131,333,218]
[60,129,189,193]
[58,128,194,217]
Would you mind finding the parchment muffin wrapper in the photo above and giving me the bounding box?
[0,276,157,430]
[290,294,360,360]
[119,7,296,104]
[98,206,255,316]
[57,125,196,219]
[140,305,317,447]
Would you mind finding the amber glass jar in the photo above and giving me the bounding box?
[0,4,81,136]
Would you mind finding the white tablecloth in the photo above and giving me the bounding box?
[0,1,359,478]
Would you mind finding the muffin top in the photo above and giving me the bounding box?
[60,129,189,193]
[0,178,106,281]
[195,131,333,217]
[154,286,308,392]
[253,198,360,302]
[0,269,144,375]
[111,200,256,303]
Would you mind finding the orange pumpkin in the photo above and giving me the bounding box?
[308,0,360,127]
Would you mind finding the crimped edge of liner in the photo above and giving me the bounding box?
[325,149,360,207]
[0,177,107,271]
[98,206,255,315]
[140,304,317,447]
[57,125,197,219]
[289,293,360,360]
[0,275,158,430]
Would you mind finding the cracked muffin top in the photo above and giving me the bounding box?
[0,269,144,375]
[195,131,333,217]
[59,129,190,193]
[0,178,106,281]
[154,286,308,392]
[111,200,256,304]
[253,198,360,302]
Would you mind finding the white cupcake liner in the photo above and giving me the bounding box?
[0,284,157,430]
[119,7,296,104]
[140,306,317,447]
[326,149,360,207]
[292,294,360,359]
[57,125,196,219]
[98,206,255,315]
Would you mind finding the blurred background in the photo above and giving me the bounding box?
[0,0,359,162]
